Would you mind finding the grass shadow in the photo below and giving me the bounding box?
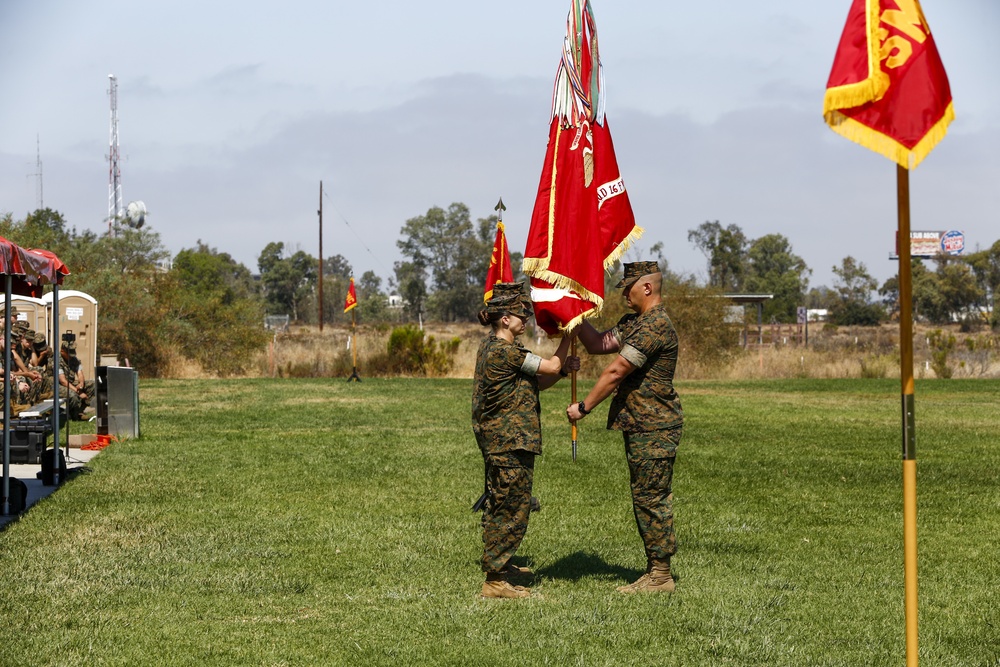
[536,550,641,584]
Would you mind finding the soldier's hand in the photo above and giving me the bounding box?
[566,402,584,423]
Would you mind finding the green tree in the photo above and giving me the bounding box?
[965,240,1000,327]
[355,270,390,323]
[169,243,268,376]
[687,220,748,291]
[743,234,811,322]
[830,256,884,325]
[397,203,492,321]
[878,259,932,319]
[315,254,352,326]
[392,260,427,322]
[932,254,982,326]
[257,242,317,321]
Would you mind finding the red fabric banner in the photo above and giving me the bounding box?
[824,0,953,169]
[483,221,514,302]
[343,277,357,313]
[522,0,642,335]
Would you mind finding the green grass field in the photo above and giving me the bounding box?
[1,378,998,666]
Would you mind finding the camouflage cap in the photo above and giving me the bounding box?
[484,282,532,318]
[23,329,35,341]
[61,340,78,355]
[615,261,661,289]
[33,332,47,351]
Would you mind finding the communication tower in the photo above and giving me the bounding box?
[30,135,43,210]
[107,74,123,235]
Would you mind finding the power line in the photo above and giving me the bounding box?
[321,188,393,276]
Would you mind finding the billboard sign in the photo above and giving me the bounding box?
[893,230,965,259]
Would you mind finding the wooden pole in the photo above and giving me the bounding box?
[318,181,324,332]
[352,309,358,371]
[897,163,918,667]
[571,339,577,462]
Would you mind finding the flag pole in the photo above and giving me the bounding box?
[318,180,324,332]
[348,308,361,382]
[570,339,577,462]
[897,163,918,666]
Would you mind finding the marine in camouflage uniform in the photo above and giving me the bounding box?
[5,326,44,409]
[30,332,56,400]
[472,282,574,599]
[568,261,683,594]
[58,341,93,420]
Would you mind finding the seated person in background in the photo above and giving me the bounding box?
[59,340,94,419]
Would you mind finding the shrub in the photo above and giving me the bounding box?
[369,325,461,376]
[928,329,956,379]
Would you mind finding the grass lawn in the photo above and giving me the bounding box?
[1,377,998,666]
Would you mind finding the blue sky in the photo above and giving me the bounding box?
[1,0,997,289]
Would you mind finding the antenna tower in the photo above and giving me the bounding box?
[107,74,123,235]
[30,135,43,210]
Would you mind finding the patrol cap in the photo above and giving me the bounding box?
[615,261,661,289]
[484,282,532,318]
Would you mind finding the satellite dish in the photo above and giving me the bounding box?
[125,201,146,228]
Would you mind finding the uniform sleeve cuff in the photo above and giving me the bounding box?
[521,353,543,376]
[619,343,646,368]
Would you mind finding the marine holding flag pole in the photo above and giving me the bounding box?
[824,2,953,664]
[524,0,642,460]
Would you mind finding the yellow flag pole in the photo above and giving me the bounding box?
[348,308,361,382]
[897,163,918,667]
[571,339,578,462]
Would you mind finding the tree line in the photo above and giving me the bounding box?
[2,205,997,377]
[687,220,1000,328]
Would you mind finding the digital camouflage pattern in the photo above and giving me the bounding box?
[625,429,682,561]
[471,334,542,456]
[607,303,683,438]
[472,330,545,574]
[607,301,685,564]
[481,451,535,573]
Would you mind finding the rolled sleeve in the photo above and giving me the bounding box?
[520,352,543,376]
[619,343,647,368]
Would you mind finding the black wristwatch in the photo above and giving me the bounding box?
[578,401,590,416]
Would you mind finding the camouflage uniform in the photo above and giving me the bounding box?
[31,333,56,400]
[59,342,93,420]
[608,302,684,563]
[472,285,543,575]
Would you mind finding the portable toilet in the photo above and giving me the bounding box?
[42,290,98,378]
[5,296,48,338]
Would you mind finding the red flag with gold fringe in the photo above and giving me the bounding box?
[484,221,514,303]
[824,0,953,169]
[343,277,357,313]
[522,0,642,335]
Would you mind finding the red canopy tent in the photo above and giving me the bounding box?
[1,237,71,515]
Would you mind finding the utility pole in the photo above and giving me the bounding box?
[318,180,324,332]
[107,74,123,235]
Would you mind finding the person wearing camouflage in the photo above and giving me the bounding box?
[473,282,576,599]
[567,261,684,594]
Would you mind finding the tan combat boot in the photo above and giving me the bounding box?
[617,559,675,594]
[481,575,530,599]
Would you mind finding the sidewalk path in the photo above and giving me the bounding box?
[1,447,103,529]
